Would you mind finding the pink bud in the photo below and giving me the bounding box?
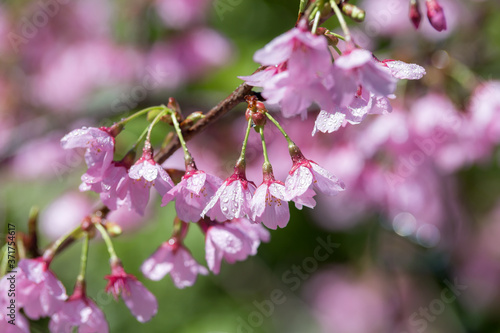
[409,0,422,29]
[426,0,447,31]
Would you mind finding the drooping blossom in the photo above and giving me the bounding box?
[102,146,174,215]
[49,283,108,333]
[333,49,397,100]
[141,238,208,288]
[0,311,29,333]
[201,218,270,274]
[250,165,290,229]
[201,164,256,221]
[426,0,447,31]
[162,163,222,222]
[61,126,118,191]
[285,146,345,209]
[105,261,158,323]
[0,258,67,320]
[240,21,335,118]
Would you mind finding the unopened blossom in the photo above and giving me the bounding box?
[49,286,108,333]
[409,0,422,29]
[285,147,345,208]
[202,218,269,274]
[162,165,222,222]
[105,261,158,323]
[426,0,447,31]
[250,166,290,229]
[1,258,67,319]
[141,239,208,288]
[201,164,256,221]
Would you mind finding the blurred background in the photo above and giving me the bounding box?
[1,0,500,332]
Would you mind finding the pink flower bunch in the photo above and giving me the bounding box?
[62,128,174,215]
[0,258,67,320]
[240,21,425,130]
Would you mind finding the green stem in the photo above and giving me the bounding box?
[146,108,168,143]
[332,44,342,56]
[259,127,270,165]
[311,7,321,33]
[43,225,84,262]
[95,223,118,261]
[330,0,351,42]
[238,118,253,162]
[265,113,295,146]
[76,233,89,283]
[169,109,192,162]
[117,106,163,126]
[329,32,346,41]
[0,245,8,277]
[130,126,149,152]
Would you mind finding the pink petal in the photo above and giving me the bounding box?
[121,279,158,323]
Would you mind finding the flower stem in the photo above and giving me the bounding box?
[311,8,321,34]
[76,233,89,283]
[94,223,118,262]
[169,109,192,162]
[117,106,163,126]
[259,126,270,165]
[43,225,84,263]
[130,126,149,151]
[238,118,253,162]
[146,107,168,143]
[265,113,295,147]
[330,0,351,42]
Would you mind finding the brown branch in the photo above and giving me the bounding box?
[155,79,258,164]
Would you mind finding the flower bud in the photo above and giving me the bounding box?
[426,0,447,31]
[409,0,422,29]
[342,4,365,23]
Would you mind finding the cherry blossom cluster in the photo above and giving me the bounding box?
[0,1,431,332]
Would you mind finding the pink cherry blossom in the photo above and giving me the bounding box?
[61,126,117,190]
[334,49,397,99]
[253,21,331,78]
[141,239,208,288]
[0,312,29,333]
[201,218,269,274]
[231,218,271,254]
[5,258,67,320]
[49,290,108,333]
[285,150,345,209]
[105,262,158,323]
[162,168,222,222]
[201,166,256,221]
[426,0,447,31]
[250,170,290,229]
[114,148,175,215]
[240,21,336,118]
